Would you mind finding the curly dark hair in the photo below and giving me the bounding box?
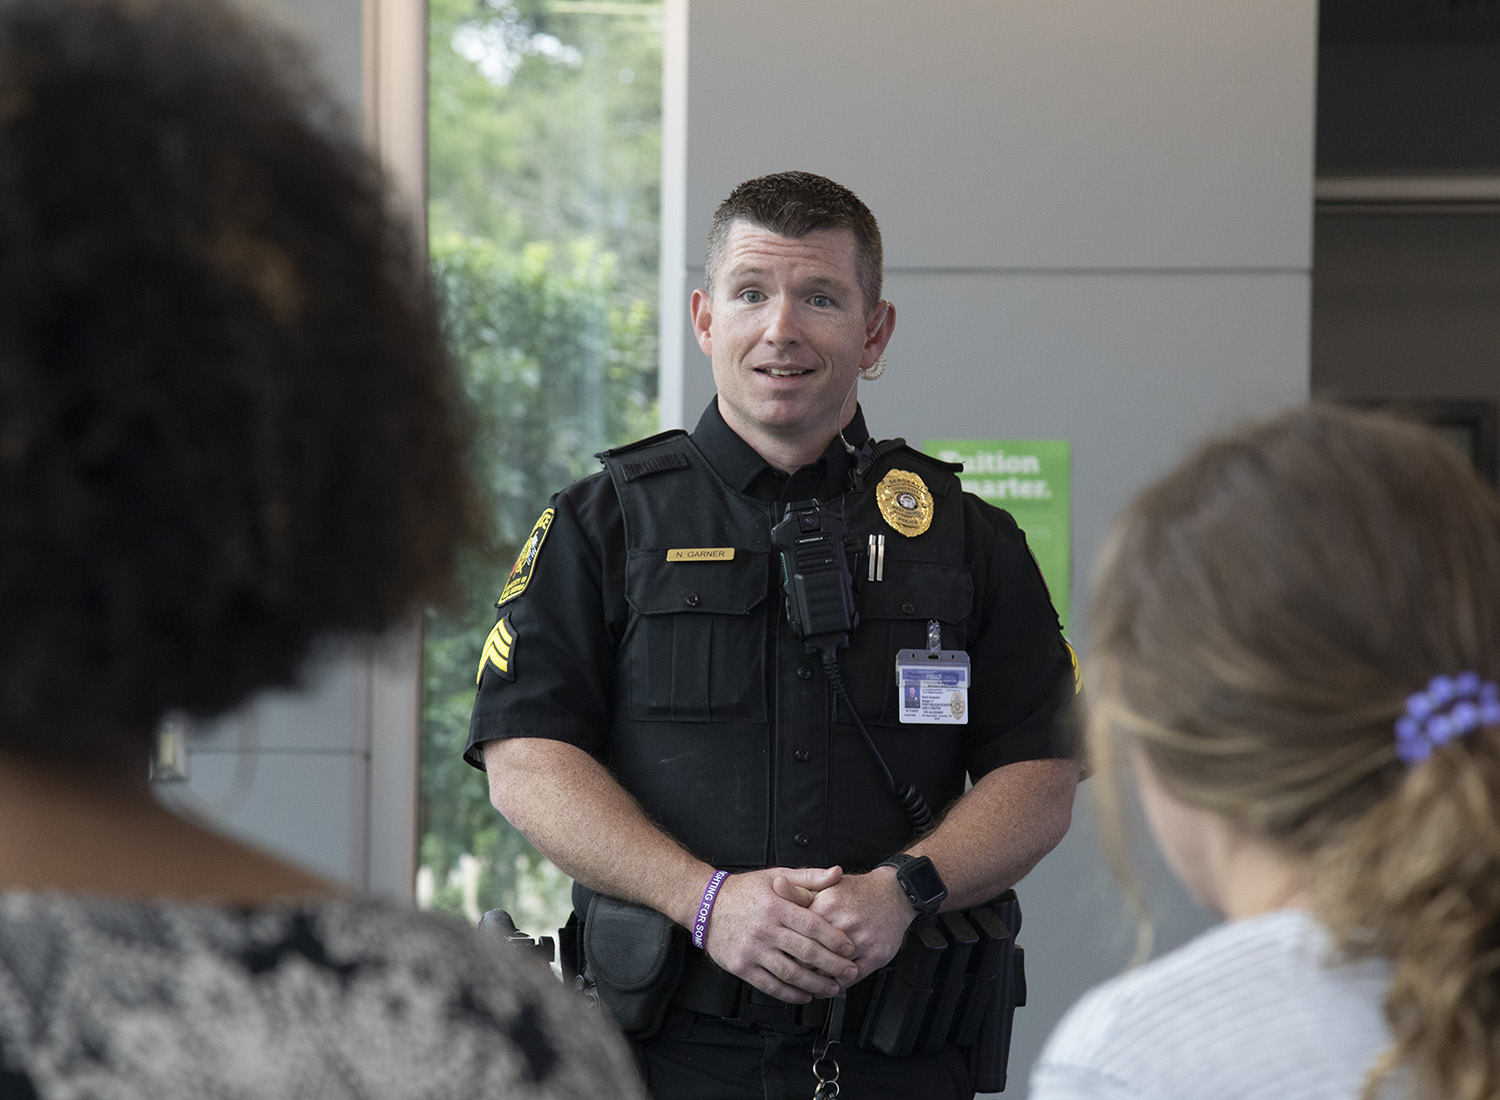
[704,171,884,309]
[0,0,480,758]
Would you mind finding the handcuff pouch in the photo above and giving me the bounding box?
[582,891,686,1039]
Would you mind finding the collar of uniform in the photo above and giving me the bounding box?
[692,398,870,503]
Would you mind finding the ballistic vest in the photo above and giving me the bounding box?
[599,430,976,873]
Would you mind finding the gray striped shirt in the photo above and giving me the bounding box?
[1030,909,1396,1100]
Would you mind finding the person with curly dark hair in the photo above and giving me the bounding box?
[1030,404,1500,1100]
[0,1,646,1096]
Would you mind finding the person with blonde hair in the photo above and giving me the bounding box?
[1030,404,1500,1100]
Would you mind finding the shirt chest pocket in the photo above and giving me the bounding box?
[622,550,770,723]
[847,561,973,724]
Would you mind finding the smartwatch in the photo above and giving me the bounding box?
[877,853,947,917]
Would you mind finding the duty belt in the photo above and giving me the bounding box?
[670,952,878,1035]
[666,891,1026,1072]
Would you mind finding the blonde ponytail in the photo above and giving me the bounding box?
[1318,726,1500,1100]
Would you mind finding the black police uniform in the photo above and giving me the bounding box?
[466,399,1076,1099]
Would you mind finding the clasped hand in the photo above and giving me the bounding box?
[702,865,915,1004]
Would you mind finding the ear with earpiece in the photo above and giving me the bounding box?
[860,302,891,381]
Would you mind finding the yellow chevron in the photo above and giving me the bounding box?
[475,617,515,684]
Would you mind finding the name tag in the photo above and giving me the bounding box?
[666,548,735,561]
[896,649,970,725]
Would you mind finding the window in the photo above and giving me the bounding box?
[418,0,663,935]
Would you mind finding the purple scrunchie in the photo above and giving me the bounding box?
[1395,671,1500,765]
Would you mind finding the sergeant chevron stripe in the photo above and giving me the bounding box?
[476,615,516,683]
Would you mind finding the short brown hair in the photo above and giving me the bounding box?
[703,171,883,310]
[1088,404,1500,1100]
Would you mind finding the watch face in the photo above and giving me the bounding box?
[903,857,947,908]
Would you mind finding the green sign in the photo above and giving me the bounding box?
[924,439,1072,628]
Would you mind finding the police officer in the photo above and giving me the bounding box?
[466,171,1079,1099]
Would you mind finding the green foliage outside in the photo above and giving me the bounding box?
[419,0,662,937]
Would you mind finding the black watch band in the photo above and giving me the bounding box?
[876,853,947,917]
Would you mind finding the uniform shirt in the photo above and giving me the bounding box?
[466,400,1075,871]
[1029,909,1396,1100]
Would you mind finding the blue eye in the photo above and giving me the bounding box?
[740,289,765,303]
[810,294,832,308]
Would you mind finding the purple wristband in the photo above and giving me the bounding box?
[692,870,730,950]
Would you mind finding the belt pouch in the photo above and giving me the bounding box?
[582,892,685,1039]
[858,918,947,1057]
[919,910,979,1052]
[964,894,1027,1093]
[951,902,1010,1047]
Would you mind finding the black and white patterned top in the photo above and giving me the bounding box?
[0,893,646,1100]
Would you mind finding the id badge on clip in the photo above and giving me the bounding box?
[896,649,970,725]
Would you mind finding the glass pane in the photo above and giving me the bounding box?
[419,0,662,938]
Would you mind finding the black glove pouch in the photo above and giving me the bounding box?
[582,892,686,1039]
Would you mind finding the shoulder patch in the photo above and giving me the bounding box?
[498,508,554,607]
[476,614,517,684]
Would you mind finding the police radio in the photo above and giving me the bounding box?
[772,499,934,833]
[771,499,858,647]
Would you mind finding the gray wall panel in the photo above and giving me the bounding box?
[685,0,1316,271]
[187,646,370,754]
[863,270,1311,636]
[157,751,365,884]
[241,0,363,112]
